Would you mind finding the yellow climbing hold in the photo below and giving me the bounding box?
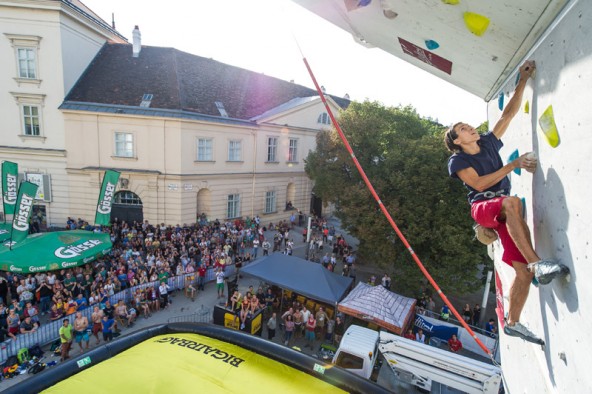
[538,105,560,147]
[464,12,490,36]
[442,0,460,4]
[524,100,530,114]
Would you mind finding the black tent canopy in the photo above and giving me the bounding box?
[240,254,353,305]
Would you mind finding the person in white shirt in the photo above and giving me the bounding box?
[159,281,170,308]
[215,269,225,299]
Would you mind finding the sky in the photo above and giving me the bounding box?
[82,0,487,127]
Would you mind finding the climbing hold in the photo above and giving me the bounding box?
[538,105,560,147]
[508,149,521,175]
[442,0,460,4]
[463,12,490,36]
[498,92,504,111]
[515,72,521,86]
[520,197,526,219]
[425,40,440,50]
[524,100,530,114]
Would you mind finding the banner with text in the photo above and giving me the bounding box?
[10,181,38,244]
[95,170,120,226]
[2,161,18,216]
[414,314,458,342]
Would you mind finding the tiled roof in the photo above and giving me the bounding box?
[65,44,349,120]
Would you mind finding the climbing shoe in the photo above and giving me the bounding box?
[504,321,545,346]
[528,260,570,285]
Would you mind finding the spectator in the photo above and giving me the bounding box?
[440,305,450,321]
[415,329,426,343]
[6,309,20,340]
[59,319,73,361]
[91,306,104,345]
[267,312,277,340]
[334,315,345,345]
[24,302,40,326]
[20,315,37,334]
[159,281,171,309]
[215,268,225,299]
[101,315,116,342]
[284,314,295,346]
[404,329,416,340]
[462,303,472,324]
[315,306,328,340]
[304,313,316,349]
[448,334,463,353]
[73,311,90,352]
[486,319,498,336]
[381,273,392,290]
[472,304,482,326]
[116,300,136,326]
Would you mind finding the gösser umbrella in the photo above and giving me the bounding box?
[0,230,111,274]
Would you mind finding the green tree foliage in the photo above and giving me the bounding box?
[305,101,489,295]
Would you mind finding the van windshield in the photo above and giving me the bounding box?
[335,352,364,370]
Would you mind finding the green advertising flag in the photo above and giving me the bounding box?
[2,161,18,216]
[95,170,120,226]
[10,181,38,244]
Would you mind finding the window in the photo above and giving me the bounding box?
[114,191,142,205]
[228,140,241,161]
[114,132,134,157]
[17,48,36,79]
[197,138,213,161]
[267,137,278,162]
[288,138,298,162]
[23,105,40,136]
[335,352,364,370]
[5,34,42,85]
[265,191,276,214]
[11,93,45,138]
[317,112,331,125]
[227,194,240,218]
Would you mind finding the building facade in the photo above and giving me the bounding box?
[0,0,126,227]
[1,1,346,227]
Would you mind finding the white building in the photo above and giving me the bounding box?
[1,0,347,226]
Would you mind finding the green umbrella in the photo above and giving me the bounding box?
[0,230,112,274]
[0,222,10,242]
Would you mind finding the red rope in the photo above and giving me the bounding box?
[302,57,493,357]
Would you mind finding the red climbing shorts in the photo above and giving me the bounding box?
[471,196,527,266]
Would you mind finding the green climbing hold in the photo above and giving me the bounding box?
[442,0,460,4]
[524,100,530,114]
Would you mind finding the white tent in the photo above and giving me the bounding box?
[338,282,416,335]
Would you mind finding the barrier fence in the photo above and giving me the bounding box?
[1,263,237,363]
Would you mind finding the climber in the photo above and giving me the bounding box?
[445,60,569,345]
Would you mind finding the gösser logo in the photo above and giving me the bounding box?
[5,174,17,204]
[55,239,102,259]
[12,193,34,231]
[97,182,116,214]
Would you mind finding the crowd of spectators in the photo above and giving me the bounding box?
[0,214,287,343]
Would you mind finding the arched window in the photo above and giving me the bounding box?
[114,191,142,205]
[317,112,331,125]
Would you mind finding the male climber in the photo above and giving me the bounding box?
[445,60,569,344]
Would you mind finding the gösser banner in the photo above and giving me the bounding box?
[1,161,18,216]
[10,181,38,244]
[95,170,120,226]
[0,230,112,273]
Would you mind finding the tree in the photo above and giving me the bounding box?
[305,101,489,295]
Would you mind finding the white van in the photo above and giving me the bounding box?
[332,325,379,379]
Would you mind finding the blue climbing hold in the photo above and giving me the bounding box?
[498,92,504,111]
[515,72,521,87]
[425,40,440,50]
[508,149,521,175]
[521,197,527,219]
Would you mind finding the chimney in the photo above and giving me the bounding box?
[132,25,141,58]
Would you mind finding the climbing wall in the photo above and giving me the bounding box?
[487,1,592,392]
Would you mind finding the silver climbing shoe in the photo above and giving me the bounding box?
[504,321,545,345]
[528,260,570,285]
